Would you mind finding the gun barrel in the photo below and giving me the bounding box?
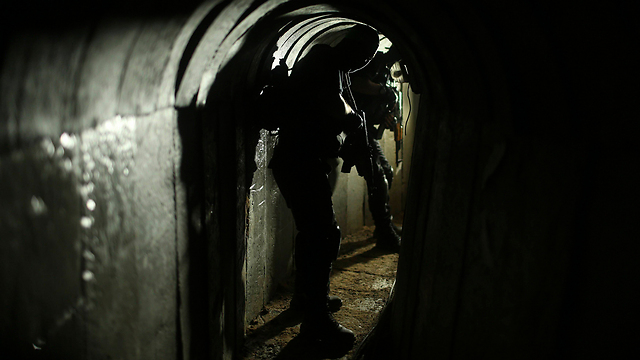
[394,121,403,142]
[395,140,403,165]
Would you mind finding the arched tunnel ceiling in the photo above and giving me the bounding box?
[174,2,374,107]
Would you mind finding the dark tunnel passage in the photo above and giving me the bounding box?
[1,1,639,360]
[174,3,423,358]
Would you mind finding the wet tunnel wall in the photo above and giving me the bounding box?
[1,0,639,359]
[0,3,203,359]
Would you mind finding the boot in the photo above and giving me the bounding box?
[292,230,353,350]
[291,267,342,313]
[374,221,402,237]
[295,258,354,351]
[374,223,401,253]
[300,309,356,351]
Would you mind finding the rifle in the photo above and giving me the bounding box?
[340,111,374,176]
[338,73,376,193]
[377,111,403,167]
[393,114,403,166]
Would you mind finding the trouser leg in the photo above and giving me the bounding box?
[368,140,393,228]
[271,159,341,312]
[294,232,335,310]
[367,140,401,251]
[376,141,394,189]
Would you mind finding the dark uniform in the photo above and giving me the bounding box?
[350,53,402,250]
[268,25,379,350]
[269,44,351,317]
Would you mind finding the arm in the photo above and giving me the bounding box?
[350,76,386,96]
[313,78,363,133]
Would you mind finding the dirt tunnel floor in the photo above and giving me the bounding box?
[243,225,400,360]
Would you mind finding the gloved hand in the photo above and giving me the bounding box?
[343,111,365,134]
[379,86,397,107]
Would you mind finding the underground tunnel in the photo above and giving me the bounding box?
[174,4,420,358]
[1,0,639,359]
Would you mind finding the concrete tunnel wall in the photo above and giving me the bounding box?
[1,0,639,360]
[0,4,204,360]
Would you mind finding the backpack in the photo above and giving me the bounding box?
[252,58,292,132]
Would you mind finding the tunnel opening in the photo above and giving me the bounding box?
[241,15,419,360]
[175,1,428,358]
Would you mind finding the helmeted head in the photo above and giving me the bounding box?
[333,24,380,73]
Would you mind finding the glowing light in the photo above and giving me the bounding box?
[30,196,47,215]
[60,133,76,150]
[80,216,93,228]
[82,270,94,281]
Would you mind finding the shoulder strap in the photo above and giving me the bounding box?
[340,71,359,111]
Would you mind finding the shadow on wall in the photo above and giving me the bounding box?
[176,106,210,360]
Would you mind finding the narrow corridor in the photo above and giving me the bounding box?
[243,223,400,360]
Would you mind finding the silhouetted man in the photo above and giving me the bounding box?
[268,24,379,351]
[350,49,403,252]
